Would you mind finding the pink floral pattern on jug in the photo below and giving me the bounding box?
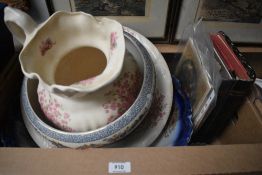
[110,32,118,50]
[35,51,143,133]
[39,38,56,56]
[38,88,75,132]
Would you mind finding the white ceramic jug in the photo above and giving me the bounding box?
[4,7,130,132]
[4,7,125,94]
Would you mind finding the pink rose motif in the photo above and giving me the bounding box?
[37,88,74,132]
[110,32,118,50]
[144,91,167,129]
[103,68,143,124]
[39,38,56,56]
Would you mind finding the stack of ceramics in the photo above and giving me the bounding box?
[5,7,192,148]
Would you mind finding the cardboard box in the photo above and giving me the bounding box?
[0,52,262,174]
[0,145,262,175]
[215,98,262,145]
[214,52,262,144]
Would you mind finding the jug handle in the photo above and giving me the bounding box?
[4,6,37,45]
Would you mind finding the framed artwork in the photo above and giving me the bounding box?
[1,0,30,11]
[45,0,181,43]
[175,0,262,44]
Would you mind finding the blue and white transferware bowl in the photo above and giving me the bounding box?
[105,27,173,147]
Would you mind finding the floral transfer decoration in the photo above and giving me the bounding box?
[110,32,118,50]
[38,88,74,132]
[103,69,142,124]
[39,37,56,56]
[164,105,179,137]
[140,89,167,130]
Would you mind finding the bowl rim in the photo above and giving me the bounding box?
[21,31,155,144]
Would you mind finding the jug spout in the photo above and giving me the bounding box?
[4,6,37,45]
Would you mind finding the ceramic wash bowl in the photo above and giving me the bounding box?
[21,32,155,148]
[105,28,192,147]
[106,27,173,147]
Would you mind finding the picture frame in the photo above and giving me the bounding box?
[175,0,262,44]
[45,0,181,44]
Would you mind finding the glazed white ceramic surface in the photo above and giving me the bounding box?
[37,51,142,132]
[106,27,173,147]
[5,7,125,94]
[21,32,155,148]
[5,7,127,132]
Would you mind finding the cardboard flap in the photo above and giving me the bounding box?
[1,144,262,175]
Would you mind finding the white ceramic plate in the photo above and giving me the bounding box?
[152,77,192,147]
[106,27,173,147]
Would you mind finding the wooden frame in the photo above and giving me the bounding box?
[45,0,181,44]
[175,0,262,44]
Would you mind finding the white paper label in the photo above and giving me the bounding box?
[108,162,131,174]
